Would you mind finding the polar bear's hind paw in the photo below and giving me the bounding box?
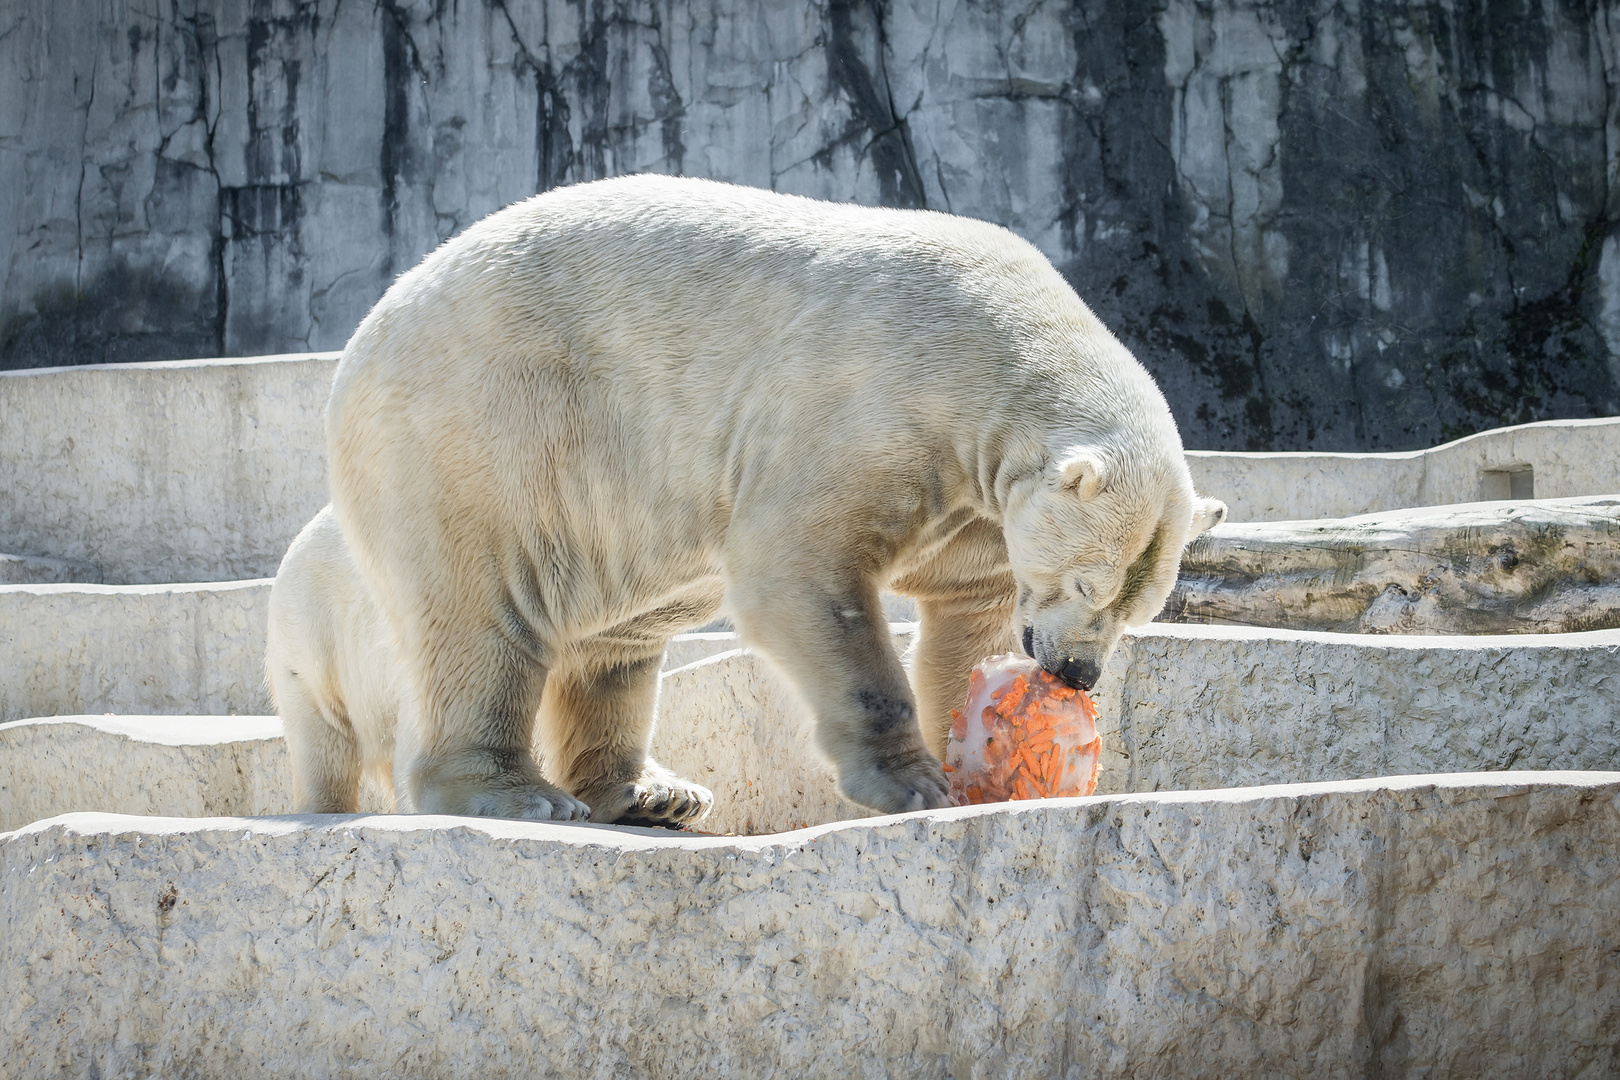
[463,784,593,822]
[584,762,714,826]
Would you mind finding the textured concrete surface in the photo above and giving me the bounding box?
[0,579,272,723]
[1164,495,1620,633]
[1189,416,1620,521]
[3,774,1617,1078]
[0,354,333,583]
[6,625,1615,835]
[0,716,290,832]
[4,2,1617,448]
[0,551,100,584]
[1097,624,1620,796]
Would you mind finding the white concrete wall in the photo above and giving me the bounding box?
[1190,416,1620,521]
[0,716,289,831]
[0,580,272,722]
[3,354,1616,582]
[4,774,1617,1078]
[6,626,1617,835]
[0,353,334,584]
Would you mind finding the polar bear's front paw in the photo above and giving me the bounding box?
[840,753,953,816]
[580,761,714,827]
[460,782,593,822]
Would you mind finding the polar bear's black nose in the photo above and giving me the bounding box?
[1055,658,1100,692]
[1021,625,1035,657]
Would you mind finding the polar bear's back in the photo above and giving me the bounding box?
[334,177,1174,477]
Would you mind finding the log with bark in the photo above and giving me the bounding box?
[1160,496,1620,635]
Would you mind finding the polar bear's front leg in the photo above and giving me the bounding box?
[538,650,714,826]
[729,569,952,815]
[909,594,1019,760]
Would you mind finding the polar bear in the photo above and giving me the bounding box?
[266,505,409,813]
[326,174,1225,824]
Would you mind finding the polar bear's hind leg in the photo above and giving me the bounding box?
[274,671,362,814]
[539,650,714,825]
[401,620,592,822]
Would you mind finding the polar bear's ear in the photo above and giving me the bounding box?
[1190,497,1227,535]
[1053,450,1106,500]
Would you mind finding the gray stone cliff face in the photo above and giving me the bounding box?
[2,0,1617,450]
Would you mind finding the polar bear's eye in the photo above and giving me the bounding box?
[1074,579,1092,601]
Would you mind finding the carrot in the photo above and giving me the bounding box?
[1013,777,1029,800]
[941,763,955,773]
[965,786,983,804]
[1028,774,1049,798]
[994,676,1029,717]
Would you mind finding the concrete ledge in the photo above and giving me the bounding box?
[0,551,100,584]
[4,625,1614,835]
[0,353,335,584]
[4,773,1617,1078]
[0,580,272,722]
[1189,416,1620,521]
[1164,496,1620,634]
[1099,624,1620,795]
[0,716,289,831]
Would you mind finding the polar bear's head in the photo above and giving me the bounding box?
[1003,447,1226,691]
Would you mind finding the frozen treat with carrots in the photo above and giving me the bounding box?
[944,654,1101,805]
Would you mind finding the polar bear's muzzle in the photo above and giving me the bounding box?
[1023,624,1107,692]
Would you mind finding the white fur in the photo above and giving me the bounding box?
[266,506,415,814]
[324,174,1224,821]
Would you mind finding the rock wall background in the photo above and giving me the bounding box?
[2,0,1618,450]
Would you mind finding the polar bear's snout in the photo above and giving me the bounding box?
[1055,657,1102,692]
[1026,623,1112,692]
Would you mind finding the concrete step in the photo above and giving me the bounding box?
[0,353,334,584]
[1163,495,1620,634]
[5,625,1616,834]
[1188,415,1620,521]
[5,354,1616,583]
[0,580,272,723]
[4,773,1616,1077]
[0,716,289,831]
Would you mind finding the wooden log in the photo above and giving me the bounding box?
[1161,496,1620,634]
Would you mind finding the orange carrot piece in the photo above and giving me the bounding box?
[1028,774,1049,798]
[1013,777,1029,800]
[965,786,983,804]
[995,676,1029,716]
[941,763,955,773]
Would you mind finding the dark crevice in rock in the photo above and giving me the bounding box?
[825,0,926,209]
